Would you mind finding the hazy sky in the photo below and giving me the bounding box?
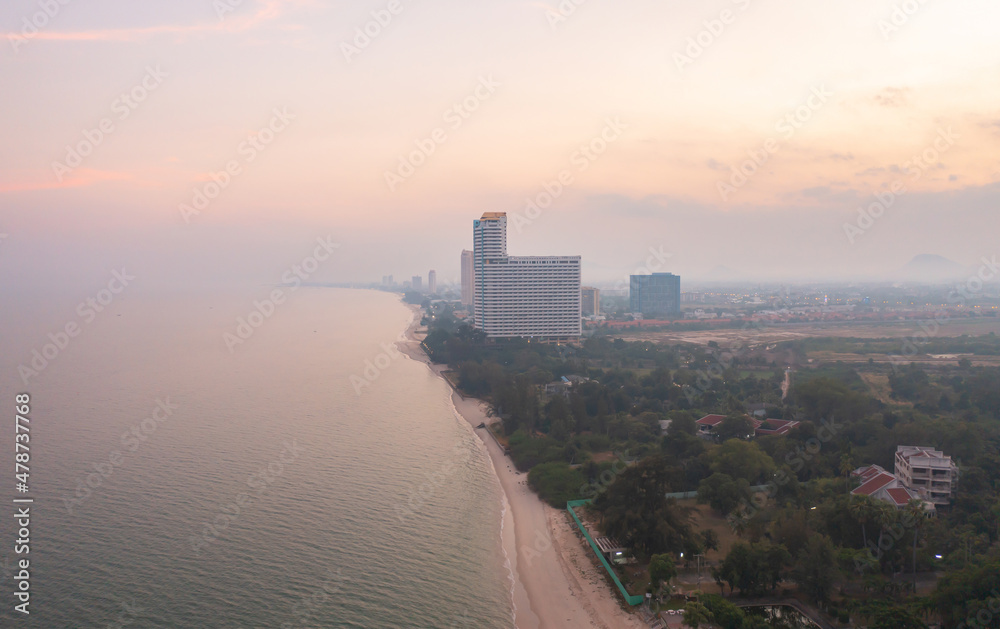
[2,0,998,292]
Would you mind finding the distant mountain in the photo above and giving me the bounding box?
[891,254,967,283]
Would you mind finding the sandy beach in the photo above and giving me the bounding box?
[396,305,644,629]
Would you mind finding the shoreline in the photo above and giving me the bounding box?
[396,304,643,629]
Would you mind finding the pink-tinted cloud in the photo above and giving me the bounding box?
[1,0,308,44]
[0,169,131,193]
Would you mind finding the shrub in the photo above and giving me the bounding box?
[527,461,586,507]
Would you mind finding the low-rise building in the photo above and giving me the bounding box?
[595,536,627,565]
[894,446,959,506]
[543,375,590,397]
[753,418,800,437]
[695,414,798,439]
[695,414,727,439]
[851,464,936,514]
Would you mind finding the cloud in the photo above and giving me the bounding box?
[873,87,910,108]
[0,169,131,193]
[525,1,559,13]
[778,184,862,206]
[0,0,308,44]
[801,186,832,197]
[856,164,905,177]
[977,117,1000,135]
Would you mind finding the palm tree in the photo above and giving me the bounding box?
[849,494,877,549]
[840,451,855,490]
[872,501,897,568]
[729,511,749,538]
[905,499,926,587]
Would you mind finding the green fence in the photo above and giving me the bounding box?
[664,484,770,500]
[565,499,645,606]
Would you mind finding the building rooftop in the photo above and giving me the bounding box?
[897,445,948,458]
[696,414,726,427]
[595,536,625,554]
[896,446,956,469]
[754,419,800,436]
[852,471,898,496]
[886,487,918,507]
[853,464,888,483]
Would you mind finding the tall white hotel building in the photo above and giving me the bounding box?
[472,212,581,340]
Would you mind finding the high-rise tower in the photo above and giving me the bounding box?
[472,212,581,340]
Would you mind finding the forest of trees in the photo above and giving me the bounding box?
[422,306,1000,627]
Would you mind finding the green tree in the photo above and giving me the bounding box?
[849,494,878,550]
[569,393,588,433]
[860,600,928,629]
[702,593,747,627]
[710,440,776,485]
[772,508,811,557]
[702,529,720,553]
[698,473,751,515]
[682,601,713,628]
[526,461,586,507]
[792,534,836,603]
[839,451,855,484]
[667,412,697,437]
[649,553,677,593]
[872,501,897,567]
[933,557,1000,628]
[545,395,572,441]
[717,413,755,441]
[717,541,790,597]
[905,499,927,586]
[763,543,792,591]
[593,455,698,557]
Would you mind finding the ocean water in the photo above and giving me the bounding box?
[0,287,515,628]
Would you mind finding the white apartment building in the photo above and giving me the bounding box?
[472,212,581,340]
[894,446,959,506]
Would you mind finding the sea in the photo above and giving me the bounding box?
[0,287,516,628]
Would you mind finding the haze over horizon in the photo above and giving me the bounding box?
[2,0,999,293]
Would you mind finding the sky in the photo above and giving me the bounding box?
[1,0,999,293]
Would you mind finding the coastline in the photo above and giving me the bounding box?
[396,304,643,629]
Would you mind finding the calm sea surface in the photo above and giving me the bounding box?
[0,287,515,628]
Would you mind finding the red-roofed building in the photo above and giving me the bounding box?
[696,414,799,439]
[885,487,919,508]
[855,464,887,484]
[851,464,935,515]
[851,466,900,497]
[696,414,726,438]
[754,419,800,437]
